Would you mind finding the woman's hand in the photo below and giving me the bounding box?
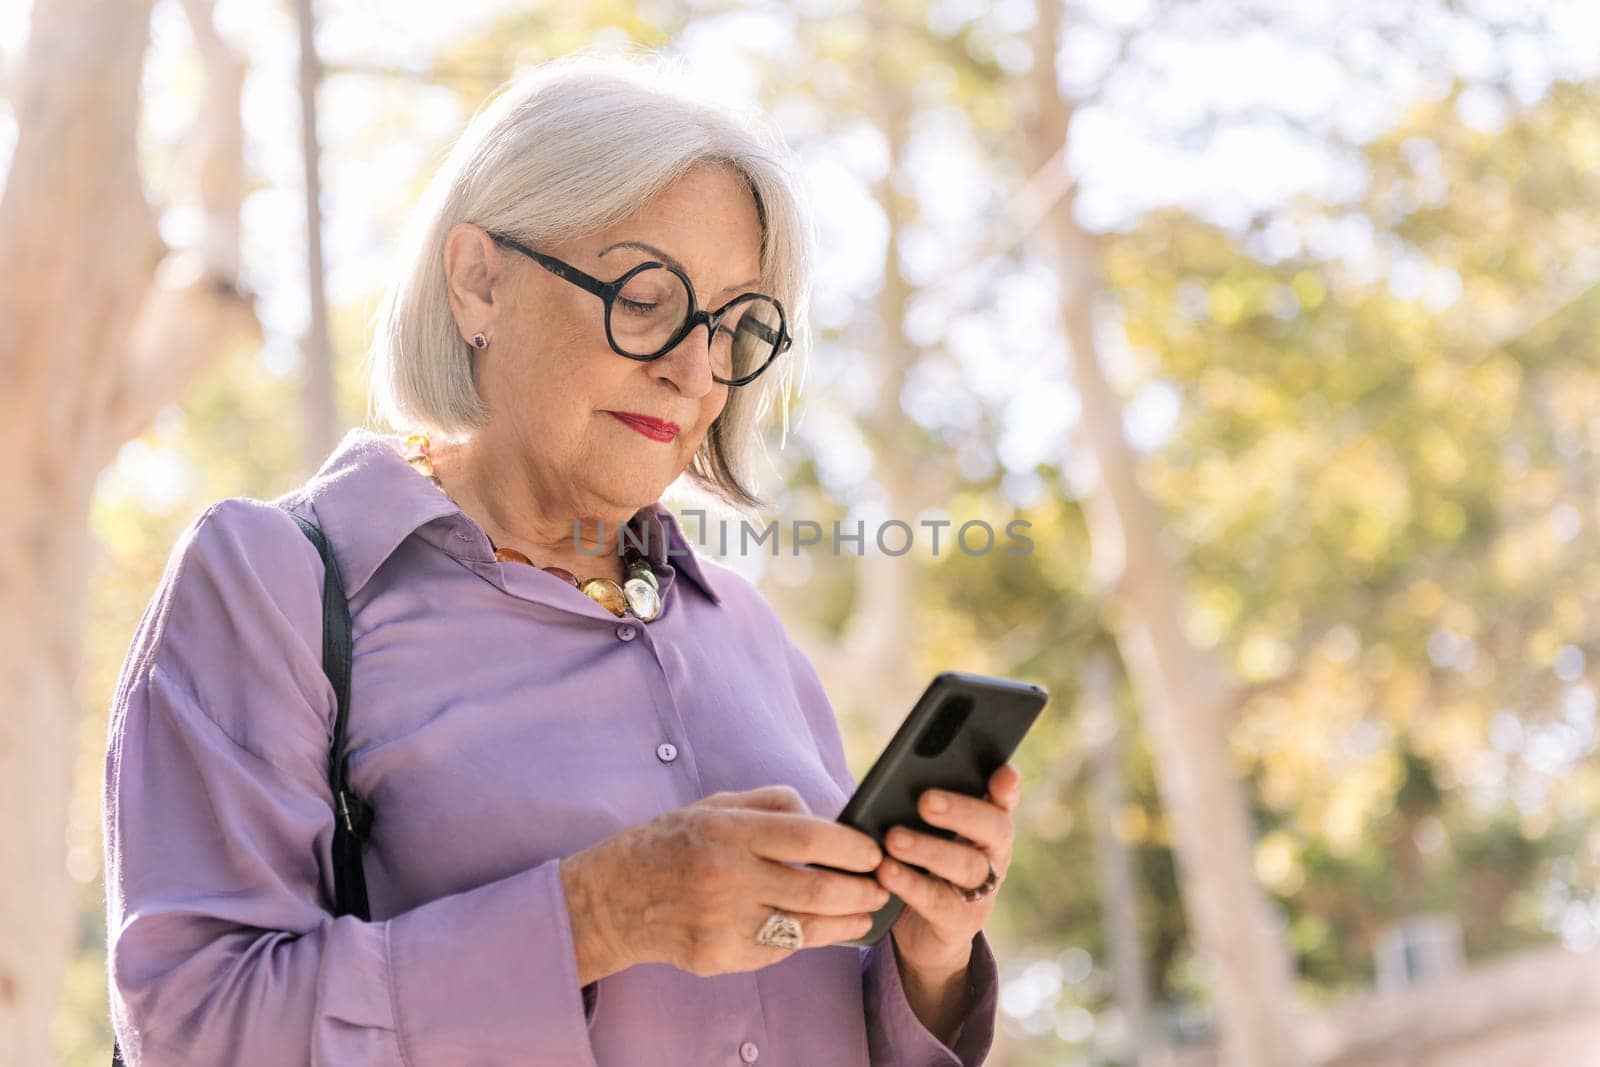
[875,763,1022,977]
[561,785,890,982]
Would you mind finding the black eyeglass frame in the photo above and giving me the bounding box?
[485,230,792,387]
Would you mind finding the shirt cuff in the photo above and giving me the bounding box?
[862,929,1000,1066]
[387,857,599,1066]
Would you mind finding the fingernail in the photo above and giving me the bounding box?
[925,792,948,813]
[890,829,913,849]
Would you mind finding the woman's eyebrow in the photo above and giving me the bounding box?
[598,240,760,298]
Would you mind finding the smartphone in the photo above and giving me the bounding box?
[812,670,1050,947]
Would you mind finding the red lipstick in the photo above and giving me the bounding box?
[608,411,679,442]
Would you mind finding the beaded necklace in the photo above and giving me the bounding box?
[402,432,663,622]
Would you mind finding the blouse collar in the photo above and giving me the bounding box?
[275,426,722,604]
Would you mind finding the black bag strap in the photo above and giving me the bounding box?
[287,510,375,921]
[112,510,371,1067]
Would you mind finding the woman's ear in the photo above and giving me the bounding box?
[443,223,504,346]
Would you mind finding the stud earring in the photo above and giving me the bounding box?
[472,332,489,349]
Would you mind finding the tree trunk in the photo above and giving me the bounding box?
[1086,652,1153,1064]
[838,30,935,728]
[295,0,338,467]
[769,11,960,732]
[0,1,256,1060]
[1019,4,1306,1064]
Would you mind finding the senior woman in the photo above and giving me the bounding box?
[104,53,1020,1066]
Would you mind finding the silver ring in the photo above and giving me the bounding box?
[960,861,999,903]
[754,910,804,949]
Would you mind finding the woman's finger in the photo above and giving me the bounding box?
[989,764,1024,812]
[883,826,989,890]
[736,808,884,873]
[875,857,966,927]
[701,784,810,813]
[761,860,892,918]
[917,789,1011,857]
[746,906,878,955]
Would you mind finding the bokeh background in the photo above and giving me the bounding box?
[8,0,1600,1064]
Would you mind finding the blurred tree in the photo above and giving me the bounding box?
[295,0,338,466]
[1016,2,1307,1062]
[48,1,1600,1064]
[0,0,257,1061]
[1084,649,1154,1063]
[1107,72,1600,1061]
[732,1,1600,1061]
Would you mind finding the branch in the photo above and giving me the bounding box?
[99,0,259,458]
[1306,943,1600,1065]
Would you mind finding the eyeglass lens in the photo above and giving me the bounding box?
[612,267,782,382]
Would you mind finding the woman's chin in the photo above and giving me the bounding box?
[588,473,675,515]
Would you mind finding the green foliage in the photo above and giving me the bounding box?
[1107,78,1600,1006]
[65,5,1600,1063]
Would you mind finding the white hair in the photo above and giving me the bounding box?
[363,47,815,512]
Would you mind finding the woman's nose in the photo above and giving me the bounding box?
[651,320,718,397]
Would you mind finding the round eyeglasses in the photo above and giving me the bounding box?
[486,231,792,387]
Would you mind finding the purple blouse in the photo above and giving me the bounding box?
[103,427,998,1066]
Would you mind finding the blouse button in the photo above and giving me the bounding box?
[657,742,678,763]
[616,624,636,641]
[739,1041,759,1063]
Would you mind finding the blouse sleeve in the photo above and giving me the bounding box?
[103,499,600,1066]
[780,634,1001,1067]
